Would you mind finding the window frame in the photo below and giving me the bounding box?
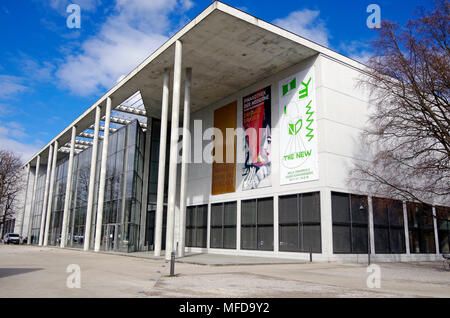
[241,197,274,251]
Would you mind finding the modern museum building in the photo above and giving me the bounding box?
[17,2,450,262]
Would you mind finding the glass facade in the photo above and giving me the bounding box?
[145,118,169,250]
[372,197,406,254]
[67,147,91,248]
[29,170,46,244]
[96,120,145,252]
[48,160,68,246]
[186,204,208,248]
[241,197,273,251]
[36,120,145,253]
[279,192,321,253]
[26,116,450,258]
[332,192,368,254]
[436,206,450,254]
[407,202,436,253]
[210,201,237,249]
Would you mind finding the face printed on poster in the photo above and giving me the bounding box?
[279,67,319,185]
[242,86,272,190]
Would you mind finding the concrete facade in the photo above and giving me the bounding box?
[16,2,449,262]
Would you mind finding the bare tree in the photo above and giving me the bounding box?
[350,0,450,206]
[0,150,25,236]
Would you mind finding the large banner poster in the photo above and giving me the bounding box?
[211,101,237,195]
[279,67,318,185]
[242,86,271,190]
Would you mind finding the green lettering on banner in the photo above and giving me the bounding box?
[282,77,297,96]
[305,100,314,142]
[284,150,312,161]
[298,77,311,99]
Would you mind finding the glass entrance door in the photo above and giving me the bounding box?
[145,207,167,251]
[105,224,118,251]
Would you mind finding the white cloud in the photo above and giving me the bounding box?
[272,9,330,47]
[0,75,27,99]
[0,121,43,161]
[56,0,192,96]
[20,58,55,82]
[0,103,13,117]
[349,51,373,64]
[339,40,373,64]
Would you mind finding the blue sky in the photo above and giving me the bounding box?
[0,0,430,159]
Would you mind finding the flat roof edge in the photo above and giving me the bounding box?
[25,1,369,167]
[24,1,220,167]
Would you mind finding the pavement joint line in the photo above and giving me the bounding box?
[20,245,313,266]
[2,245,450,297]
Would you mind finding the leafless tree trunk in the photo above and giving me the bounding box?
[0,150,24,236]
[350,0,450,207]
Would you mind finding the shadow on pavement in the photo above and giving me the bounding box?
[0,268,43,278]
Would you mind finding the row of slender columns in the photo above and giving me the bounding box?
[27,101,109,250]
[25,41,190,256]
[24,96,112,251]
[154,40,192,259]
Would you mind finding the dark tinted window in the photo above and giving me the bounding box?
[332,192,368,254]
[279,192,321,253]
[185,204,208,248]
[372,197,406,254]
[407,202,436,254]
[241,197,273,251]
[436,206,450,254]
[210,202,236,249]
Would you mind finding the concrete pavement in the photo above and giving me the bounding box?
[0,245,449,298]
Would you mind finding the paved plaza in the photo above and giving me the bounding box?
[0,245,449,298]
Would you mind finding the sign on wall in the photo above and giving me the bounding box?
[242,86,272,190]
[279,67,319,185]
[211,101,237,195]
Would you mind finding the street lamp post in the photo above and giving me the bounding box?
[360,202,370,266]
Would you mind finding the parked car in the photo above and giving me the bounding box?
[73,235,84,244]
[4,233,20,244]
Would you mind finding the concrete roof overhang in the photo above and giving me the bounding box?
[25,1,366,167]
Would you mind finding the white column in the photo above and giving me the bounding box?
[274,195,279,253]
[403,202,411,254]
[19,164,30,237]
[320,190,333,259]
[44,141,58,246]
[139,120,152,250]
[154,69,170,257]
[84,105,101,251]
[368,196,376,255]
[432,206,440,254]
[178,67,191,257]
[38,145,53,246]
[60,126,77,248]
[165,40,182,260]
[94,97,112,252]
[28,155,40,244]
